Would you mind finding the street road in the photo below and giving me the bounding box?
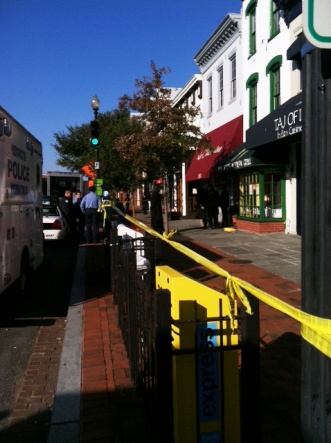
[0,242,78,431]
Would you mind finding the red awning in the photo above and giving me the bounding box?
[186,115,243,182]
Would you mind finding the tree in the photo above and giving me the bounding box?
[52,109,143,194]
[116,60,209,233]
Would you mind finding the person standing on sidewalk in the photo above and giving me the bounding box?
[219,186,230,228]
[59,189,77,243]
[197,182,209,228]
[74,190,85,241]
[206,184,220,229]
[150,185,164,234]
[80,186,101,244]
[142,191,149,214]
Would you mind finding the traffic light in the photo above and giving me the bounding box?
[90,120,99,147]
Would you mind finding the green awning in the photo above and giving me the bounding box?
[217,146,260,172]
[217,144,287,172]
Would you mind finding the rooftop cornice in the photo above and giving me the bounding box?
[172,74,202,106]
[194,13,241,68]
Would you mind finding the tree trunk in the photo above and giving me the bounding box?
[131,191,136,218]
[162,175,169,235]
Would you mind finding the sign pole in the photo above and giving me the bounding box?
[301,45,331,442]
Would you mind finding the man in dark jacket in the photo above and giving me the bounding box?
[59,190,77,242]
[219,186,230,227]
[74,191,85,241]
[206,184,220,229]
[197,182,209,228]
[150,185,164,234]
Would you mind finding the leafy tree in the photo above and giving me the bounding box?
[116,61,209,232]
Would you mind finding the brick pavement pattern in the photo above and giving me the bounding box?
[159,236,302,443]
[80,246,149,443]
[1,227,302,442]
[1,318,66,443]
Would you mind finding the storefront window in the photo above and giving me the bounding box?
[239,171,284,220]
[264,172,283,218]
[239,173,260,218]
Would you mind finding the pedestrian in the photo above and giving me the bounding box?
[59,190,77,242]
[114,198,126,226]
[142,191,149,214]
[206,183,220,229]
[101,190,113,240]
[196,182,209,228]
[150,185,164,234]
[125,192,130,210]
[219,186,230,228]
[74,190,85,241]
[80,186,101,244]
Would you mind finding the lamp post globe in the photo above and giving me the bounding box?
[90,95,100,118]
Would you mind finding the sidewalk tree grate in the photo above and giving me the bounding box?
[228,259,252,264]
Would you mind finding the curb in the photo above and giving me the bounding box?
[47,246,86,443]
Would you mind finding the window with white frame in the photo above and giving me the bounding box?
[207,76,213,115]
[230,54,237,100]
[218,65,224,109]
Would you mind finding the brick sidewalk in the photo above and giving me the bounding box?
[1,232,302,442]
[81,236,302,443]
[80,245,149,442]
[159,236,302,442]
[1,318,66,443]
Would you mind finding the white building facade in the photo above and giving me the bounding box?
[185,13,244,205]
[218,0,303,233]
[172,75,203,216]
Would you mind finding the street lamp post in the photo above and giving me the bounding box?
[90,95,100,179]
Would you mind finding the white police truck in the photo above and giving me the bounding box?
[0,106,44,295]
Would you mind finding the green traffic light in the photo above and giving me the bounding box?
[90,120,99,146]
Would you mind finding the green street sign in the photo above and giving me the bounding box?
[303,0,331,48]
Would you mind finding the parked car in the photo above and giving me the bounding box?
[42,203,69,241]
[42,195,51,205]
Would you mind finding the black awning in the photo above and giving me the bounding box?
[244,93,302,150]
[218,146,261,172]
[287,33,304,60]
[218,143,288,173]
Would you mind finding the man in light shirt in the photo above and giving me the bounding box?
[80,186,101,243]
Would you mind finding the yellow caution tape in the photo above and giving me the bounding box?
[99,200,114,227]
[106,205,331,359]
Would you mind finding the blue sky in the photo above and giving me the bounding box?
[2,0,242,173]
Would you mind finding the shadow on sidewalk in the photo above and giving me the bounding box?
[259,332,301,442]
[0,238,302,442]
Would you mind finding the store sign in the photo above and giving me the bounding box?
[273,107,302,140]
[196,146,223,161]
[222,157,252,171]
[244,94,303,150]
